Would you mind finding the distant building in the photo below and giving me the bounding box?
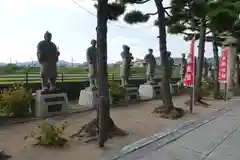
[114,61,122,67]
[155,57,182,66]
[81,62,88,67]
[108,63,115,67]
[155,57,161,65]
[132,59,144,68]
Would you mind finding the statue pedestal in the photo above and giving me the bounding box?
[78,87,97,109]
[158,83,178,95]
[78,87,113,108]
[34,90,69,118]
[139,81,161,100]
[123,85,139,101]
[171,84,180,95]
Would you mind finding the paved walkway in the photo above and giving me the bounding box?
[111,98,240,160]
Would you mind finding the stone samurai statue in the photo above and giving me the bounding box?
[37,31,60,92]
[143,48,156,82]
[203,57,209,80]
[86,39,97,89]
[120,45,134,86]
[207,63,214,80]
[180,53,187,81]
[167,51,174,78]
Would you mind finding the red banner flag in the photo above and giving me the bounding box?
[218,47,228,83]
[184,38,195,86]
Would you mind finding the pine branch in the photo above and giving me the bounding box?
[186,27,200,31]
[182,20,200,31]
[164,6,172,10]
[206,30,211,35]
[164,10,171,17]
[119,0,151,5]
[157,31,193,38]
[181,32,193,36]
[134,0,151,4]
[124,10,150,24]
[145,11,158,16]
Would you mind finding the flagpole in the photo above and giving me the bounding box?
[191,47,195,113]
[191,37,195,113]
[184,36,195,113]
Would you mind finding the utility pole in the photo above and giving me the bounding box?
[30,57,34,66]
[71,57,74,67]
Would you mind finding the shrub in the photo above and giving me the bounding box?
[200,81,213,97]
[108,81,125,104]
[0,83,33,117]
[213,90,228,100]
[25,120,68,148]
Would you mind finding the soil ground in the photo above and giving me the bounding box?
[0,95,229,160]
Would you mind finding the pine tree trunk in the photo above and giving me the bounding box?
[154,0,174,110]
[235,56,240,88]
[194,18,206,101]
[71,9,126,143]
[212,32,219,99]
[96,0,110,148]
[237,41,240,88]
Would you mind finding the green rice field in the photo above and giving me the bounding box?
[0,66,180,84]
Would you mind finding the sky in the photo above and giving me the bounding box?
[0,0,214,63]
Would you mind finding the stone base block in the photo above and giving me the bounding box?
[124,86,139,101]
[78,88,112,108]
[227,90,234,99]
[139,84,161,100]
[170,84,173,94]
[171,84,180,95]
[78,89,97,109]
[35,90,69,118]
[233,88,240,96]
[158,83,178,95]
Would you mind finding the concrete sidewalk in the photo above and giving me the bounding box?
[111,99,240,160]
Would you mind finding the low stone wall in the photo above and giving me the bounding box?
[0,78,180,100]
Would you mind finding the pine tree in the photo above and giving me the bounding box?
[207,2,240,98]
[167,0,240,104]
[230,18,240,88]
[206,3,240,97]
[72,0,127,148]
[115,0,185,119]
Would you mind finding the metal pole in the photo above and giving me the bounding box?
[25,72,28,85]
[191,57,195,113]
[190,37,195,113]
[224,82,227,101]
[61,73,64,82]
